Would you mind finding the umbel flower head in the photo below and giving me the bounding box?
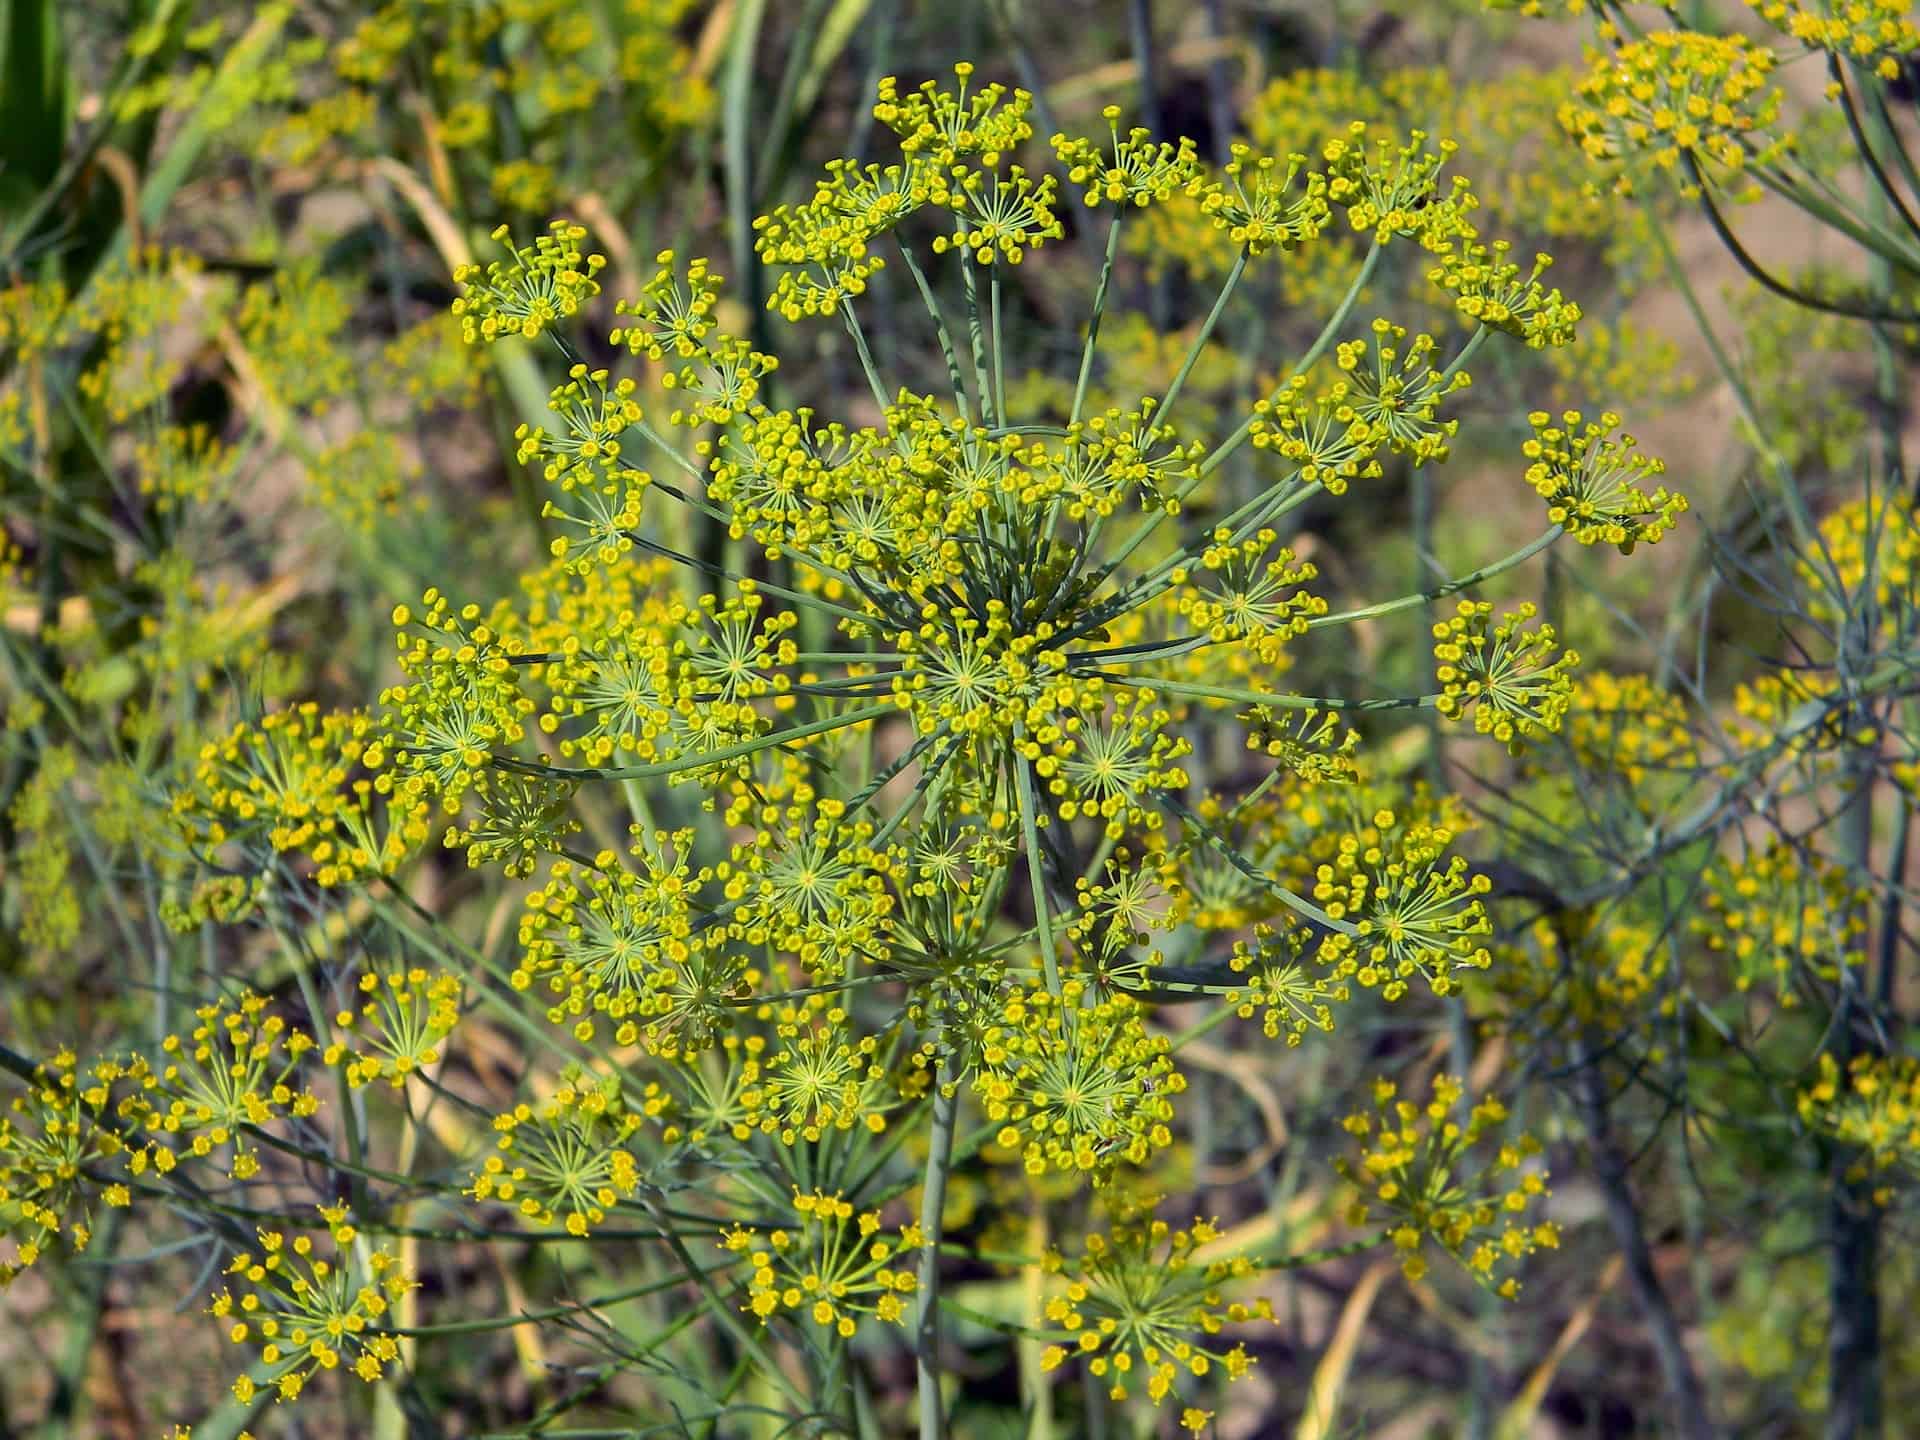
[1041,1212,1275,1406]
[874,62,1034,167]
[1314,811,1495,998]
[172,704,429,888]
[211,1207,414,1401]
[1053,106,1201,208]
[1741,0,1920,80]
[1,1050,143,1285]
[1432,599,1580,755]
[1194,145,1331,255]
[453,220,605,344]
[282,75,1690,1399]
[721,1190,921,1338]
[974,981,1184,1180]
[323,965,462,1090]
[1227,920,1350,1045]
[1560,31,1788,192]
[1800,1052,1920,1203]
[1338,1075,1558,1296]
[468,1074,644,1236]
[145,992,320,1182]
[1692,842,1868,1001]
[1523,409,1686,552]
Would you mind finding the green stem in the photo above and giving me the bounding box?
[1070,217,1124,426]
[843,299,907,457]
[1306,527,1563,630]
[1011,733,1064,998]
[1153,249,1247,427]
[1086,671,1440,714]
[916,1060,960,1440]
[491,703,892,782]
[990,264,1008,432]
[896,239,974,422]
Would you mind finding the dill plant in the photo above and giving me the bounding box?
[1457,2,1920,1436]
[0,61,1686,1436]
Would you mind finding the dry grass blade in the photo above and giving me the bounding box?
[1295,1260,1395,1440]
[1496,1253,1627,1439]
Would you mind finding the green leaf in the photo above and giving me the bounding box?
[0,0,69,211]
[722,0,769,304]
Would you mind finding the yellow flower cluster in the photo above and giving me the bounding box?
[1524,409,1686,552]
[514,835,737,1050]
[1562,32,1788,190]
[1728,666,1845,762]
[1,1050,140,1286]
[1487,914,1673,1043]
[722,1190,920,1337]
[1053,107,1201,208]
[1426,241,1582,349]
[1562,672,1698,788]
[453,221,605,345]
[172,704,428,887]
[976,981,1184,1179]
[1314,810,1495,998]
[875,63,1034,167]
[746,1000,897,1144]
[212,1208,414,1401]
[1797,494,1920,631]
[7,746,80,955]
[1228,921,1350,1045]
[385,590,536,806]
[1041,1214,1274,1406]
[1171,528,1323,662]
[1800,1052,1920,1201]
[144,992,320,1181]
[1434,599,1581,755]
[1338,1075,1557,1295]
[469,1079,643,1236]
[235,262,356,418]
[323,966,462,1090]
[1743,0,1920,78]
[1197,146,1332,256]
[74,248,214,422]
[755,163,924,319]
[1694,843,1868,999]
[133,425,238,514]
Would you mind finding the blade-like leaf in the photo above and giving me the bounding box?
[0,0,69,210]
